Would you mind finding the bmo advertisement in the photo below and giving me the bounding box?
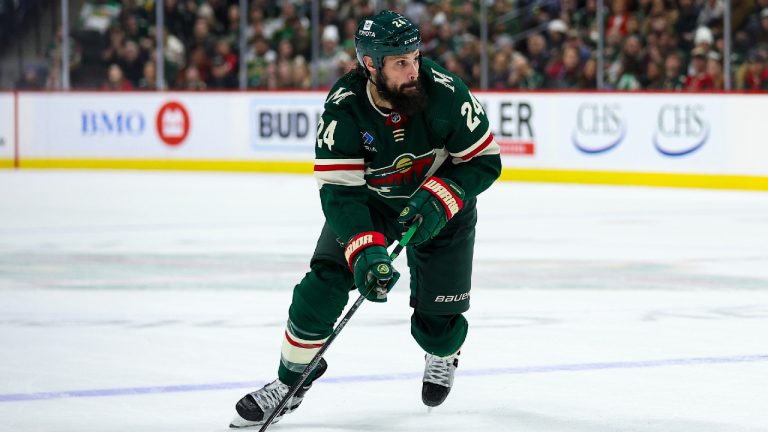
[18,93,245,160]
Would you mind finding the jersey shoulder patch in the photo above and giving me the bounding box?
[422,58,467,95]
[323,71,367,114]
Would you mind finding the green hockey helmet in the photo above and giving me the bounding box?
[355,10,421,72]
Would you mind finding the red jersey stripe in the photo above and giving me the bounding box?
[314,164,365,171]
[461,133,495,161]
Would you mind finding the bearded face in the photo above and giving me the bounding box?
[374,63,429,116]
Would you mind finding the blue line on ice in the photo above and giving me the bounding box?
[2,354,766,402]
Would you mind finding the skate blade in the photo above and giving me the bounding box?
[427,407,433,414]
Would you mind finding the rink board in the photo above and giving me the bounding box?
[6,91,768,190]
[0,93,14,168]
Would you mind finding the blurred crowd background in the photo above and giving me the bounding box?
[2,0,768,91]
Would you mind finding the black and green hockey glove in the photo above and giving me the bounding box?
[345,232,400,302]
[398,177,465,247]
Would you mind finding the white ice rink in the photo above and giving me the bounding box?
[1,170,767,432]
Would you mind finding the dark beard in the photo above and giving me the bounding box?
[375,71,429,116]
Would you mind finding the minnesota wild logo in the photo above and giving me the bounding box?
[376,264,390,274]
[366,151,436,198]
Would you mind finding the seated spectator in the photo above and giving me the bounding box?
[489,51,512,89]
[314,25,351,88]
[137,60,166,90]
[706,51,725,89]
[180,45,211,86]
[684,47,714,91]
[692,26,714,55]
[291,57,311,89]
[579,57,598,88]
[547,19,569,52]
[525,33,550,76]
[509,53,545,89]
[188,17,215,57]
[102,26,126,65]
[177,66,207,90]
[547,46,583,89]
[741,50,768,90]
[616,56,643,90]
[608,34,643,86]
[208,39,238,88]
[607,0,632,37]
[245,35,276,88]
[102,63,133,90]
[118,40,146,86]
[661,52,687,90]
[643,60,665,89]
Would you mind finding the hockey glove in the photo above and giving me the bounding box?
[398,177,465,247]
[345,232,400,302]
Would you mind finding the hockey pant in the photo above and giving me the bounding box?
[277,199,477,387]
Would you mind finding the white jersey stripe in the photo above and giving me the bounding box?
[314,158,365,166]
[315,169,366,188]
[451,129,491,159]
[450,129,501,165]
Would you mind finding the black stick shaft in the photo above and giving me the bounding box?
[257,226,416,432]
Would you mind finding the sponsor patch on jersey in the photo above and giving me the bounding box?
[361,131,376,152]
[366,152,436,198]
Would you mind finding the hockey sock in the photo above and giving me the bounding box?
[277,323,329,386]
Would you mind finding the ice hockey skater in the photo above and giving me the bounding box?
[230,10,501,428]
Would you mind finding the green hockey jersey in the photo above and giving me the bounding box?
[314,58,501,243]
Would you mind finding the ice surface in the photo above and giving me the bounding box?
[0,170,766,432]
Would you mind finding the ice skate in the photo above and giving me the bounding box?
[421,351,459,407]
[229,358,327,428]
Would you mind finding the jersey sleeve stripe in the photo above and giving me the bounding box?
[451,129,491,158]
[314,164,365,171]
[314,158,365,168]
[315,170,366,188]
[451,130,500,164]
[461,132,497,160]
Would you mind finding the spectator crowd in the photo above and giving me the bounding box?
[17,0,768,91]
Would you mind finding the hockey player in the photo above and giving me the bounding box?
[230,10,501,428]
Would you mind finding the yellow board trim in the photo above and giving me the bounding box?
[499,168,768,191]
[5,159,768,191]
[17,158,314,174]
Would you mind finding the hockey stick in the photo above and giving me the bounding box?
[257,223,419,432]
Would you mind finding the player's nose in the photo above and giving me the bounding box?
[407,62,418,81]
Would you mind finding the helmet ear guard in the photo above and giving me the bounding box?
[355,10,421,76]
